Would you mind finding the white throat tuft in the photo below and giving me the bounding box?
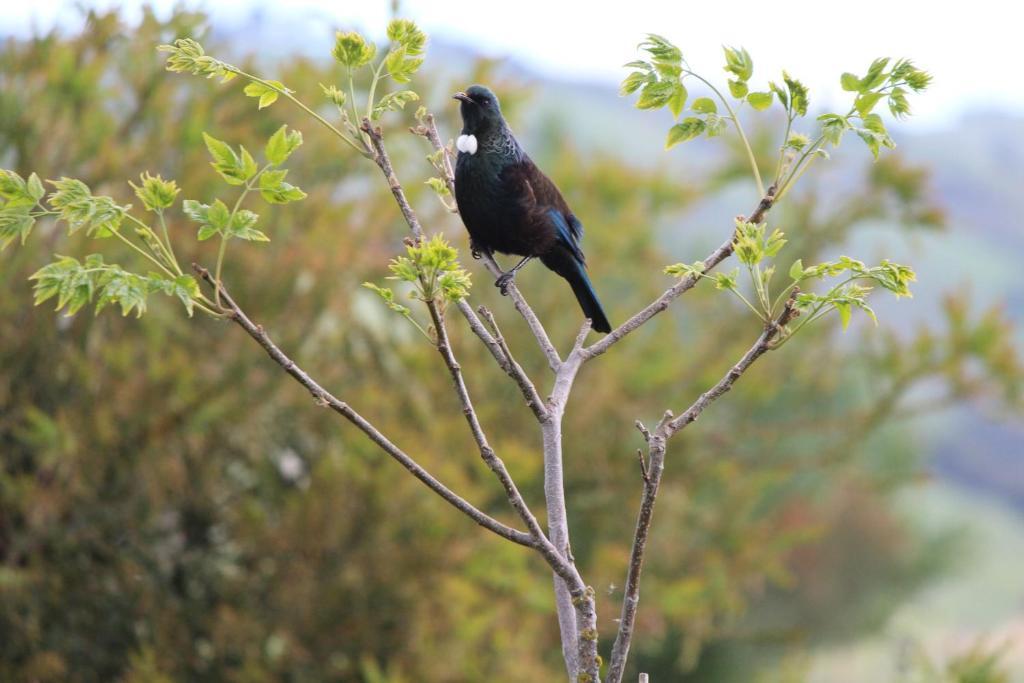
[456,134,478,155]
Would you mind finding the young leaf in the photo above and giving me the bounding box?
[840,72,862,92]
[243,80,286,109]
[259,170,307,205]
[666,118,705,148]
[728,79,748,99]
[0,205,35,250]
[854,92,884,117]
[667,83,688,118]
[47,178,127,237]
[372,90,420,119]
[746,91,773,111]
[202,133,256,185]
[723,46,753,81]
[636,80,678,110]
[265,125,303,166]
[129,172,180,211]
[691,97,717,114]
[333,31,376,68]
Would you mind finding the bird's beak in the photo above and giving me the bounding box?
[452,92,473,104]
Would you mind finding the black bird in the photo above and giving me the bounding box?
[452,85,612,334]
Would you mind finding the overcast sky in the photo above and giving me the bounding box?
[6,0,1018,129]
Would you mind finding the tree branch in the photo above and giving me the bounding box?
[192,265,533,548]
[456,301,549,422]
[425,300,551,545]
[363,119,424,241]
[605,292,800,683]
[583,187,777,362]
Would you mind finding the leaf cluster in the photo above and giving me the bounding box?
[364,235,472,342]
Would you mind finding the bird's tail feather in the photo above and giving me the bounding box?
[564,262,611,334]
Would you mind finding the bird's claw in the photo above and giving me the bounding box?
[471,248,483,260]
[495,273,514,296]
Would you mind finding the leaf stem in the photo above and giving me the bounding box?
[686,70,765,197]
[233,69,368,156]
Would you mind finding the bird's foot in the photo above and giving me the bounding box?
[471,248,483,260]
[494,272,515,296]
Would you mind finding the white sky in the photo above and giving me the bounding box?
[5,0,1020,128]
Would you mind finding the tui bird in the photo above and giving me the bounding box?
[452,85,612,334]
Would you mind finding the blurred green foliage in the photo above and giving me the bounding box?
[1,8,1020,682]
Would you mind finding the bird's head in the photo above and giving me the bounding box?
[453,85,504,135]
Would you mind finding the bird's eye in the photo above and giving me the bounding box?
[480,98,490,106]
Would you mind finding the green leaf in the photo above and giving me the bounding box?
[225,209,269,242]
[666,118,706,148]
[691,97,717,114]
[243,80,285,109]
[372,90,420,119]
[386,19,426,56]
[128,172,180,211]
[854,91,884,117]
[0,169,35,207]
[425,177,450,197]
[0,205,35,250]
[259,169,307,205]
[783,72,808,116]
[620,71,650,96]
[728,79,748,99]
[819,113,849,146]
[384,46,424,84]
[320,83,347,107]
[202,133,256,185]
[715,268,739,291]
[664,261,706,278]
[746,91,773,111]
[840,72,862,92]
[860,57,890,91]
[47,178,127,237]
[636,80,678,110]
[667,82,688,118]
[888,87,911,118]
[332,31,376,68]
[207,199,230,231]
[723,46,753,81]
[836,300,852,330]
[788,259,804,281]
[265,125,303,166]
[27,173,45,203]
[784,133,810,151]
[158,38,237,82]
[769,81,788,110]
[183,198,230,240]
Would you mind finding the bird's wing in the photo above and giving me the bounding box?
[503,158,586,263]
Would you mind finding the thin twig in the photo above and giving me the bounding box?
[584,187,777,362]
[362,119,424,241]
[192,264,532,548]
[459,302,549,422]
[605,293,800,683]
[426,300,552,547]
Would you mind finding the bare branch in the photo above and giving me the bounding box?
[426,300,553,546]
[462,303,549,422]
[362,119,424,240]
[605,292,800,683]
[412,113,457,197]
[662,292,799,438]
[192,265,532,548]
[584,188,777,362]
